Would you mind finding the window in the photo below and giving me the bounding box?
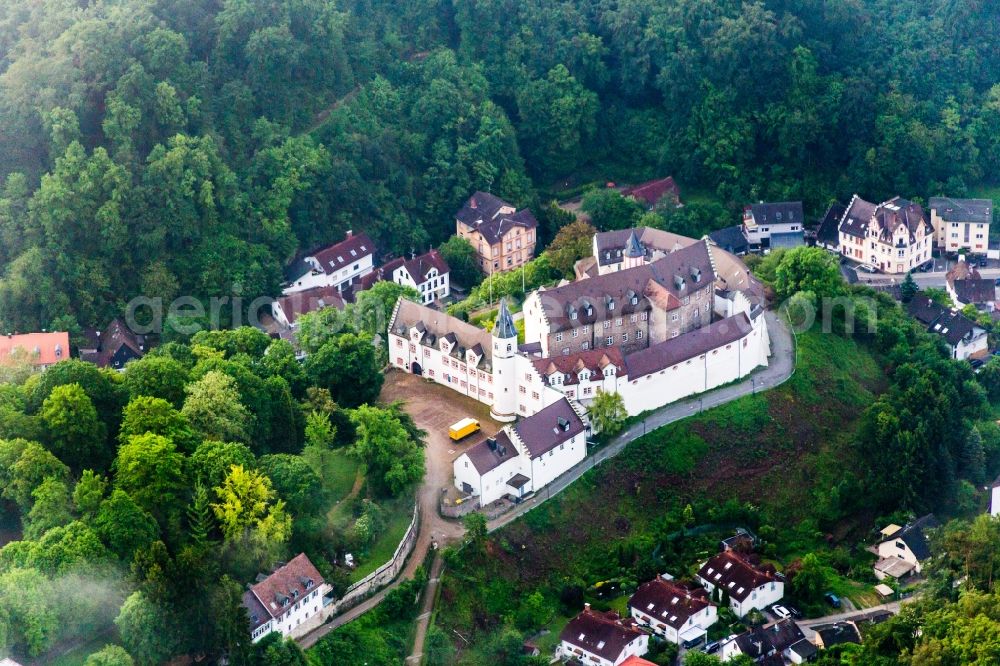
[519,386,526,394]
[640,312,648,321]
[606,336,614,345]
[532,392,539,400]
[572,329,579,338]
[630,314,637,323]
[671,313,679,322]
[636,330,643,340]
[555,333,563,342]
[682,296,689,305]
[622,333,629,342]
[604,321,611,329]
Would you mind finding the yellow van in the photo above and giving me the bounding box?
[449,418,481,441]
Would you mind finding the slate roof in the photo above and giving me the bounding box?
[906,298,983,346]
[463,432,519,475]
[816,202,846,247]
[814,622,862,648]
[537,241,715,334]
[709,225,750,255]
[390,299,494,366]
[698,550,779,603]
[947,259,995,304]
[747,201,803,227]
[624,314,753,380]
[929,197,993,224]
[513,398,585,459]
[621,176,680,207]
[455,192,537,245]
[625,229,644,258]
[79,318,146,370]
[244,553,324,630]
[594,227,693,267]
[839,195,931,244]
[788,639,818,660]
[494,298,518,339]
[892,514,940,561]
[0,332,70,367]
[560,607,645,663]
[360,250,449,291]
[309,232,376,275]
[628,578,712,631]
[274,285,345,325]
[532,347,626,387]
[730,619,804,659]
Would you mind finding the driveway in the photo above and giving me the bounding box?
[298,372,501,649]
[796,600,903,642]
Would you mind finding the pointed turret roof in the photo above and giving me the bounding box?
[625,229,644,258]
[494,298,517,339]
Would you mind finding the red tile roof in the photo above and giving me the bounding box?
[560,607,645,663]
[310,232,376,275]
[275,285,345,325]
[244,553,324,630]
[621,657,658,666]
[532,348,626,386]
[628,578,712,630]
[621,177,680,207]
[698,550,778,603]
[0,332,70,367]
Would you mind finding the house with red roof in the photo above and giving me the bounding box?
[242,553,330,642]
[696,550,783,617]
[557,604,649,666]
[620,176,681,209]
[0,332,70,370]
[628,575,717,647]
[354,249,450,305]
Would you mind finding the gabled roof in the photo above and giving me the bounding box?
[889,514,940,561]
[621,176,680,207]
[513,398,585,459]
[0,332,70,367]
[747,201,803,226]
[79,318,146,370]
[455,192,537,245]
[947,259,995,304]
[628,578,712,630]
[560,607,644,663]
[390,299,494,366]
[906,298,983,346]
[532,347,626,387]
[624,314,752,380]
[274,285,345,325]
[244,553,324,630]
[594,227,693,267]
[309,232,376,275]
[839,195,931,244]
[362,250,450,290]
[620,657,658,666]
[816,202,847,246]
[463,431,519,475]
[709,225,750,255]
[698,550,779,603]
[813,622,862,648]
[538,241,715,334]
[929,197,993,224]
[731,619,803,658]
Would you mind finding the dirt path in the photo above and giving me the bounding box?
[406,550,444,664]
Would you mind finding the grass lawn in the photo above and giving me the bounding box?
[29,627,121,666]
[347,494,416,583]
[306,447,361,502]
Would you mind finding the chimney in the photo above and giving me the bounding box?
[346,229,353,238]
[584,603,591,611]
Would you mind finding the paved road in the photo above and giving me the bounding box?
[488,311,795,532]
[406,551,445,664]
[796,600,903,642]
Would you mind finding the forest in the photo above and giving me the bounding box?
[2,0,1000,332]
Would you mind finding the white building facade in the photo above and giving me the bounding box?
[628,577,718,646]
[837,195,933,273]
[284,231,376,295]
[928,197,992,253]
[243,554,331,643]
[696,551,784,617]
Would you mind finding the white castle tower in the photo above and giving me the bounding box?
[489,298,518,422]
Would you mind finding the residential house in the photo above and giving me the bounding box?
[271,285,346,329]
[627,576,717,647]
[283,231,376,294]
[355,249,450,305]
[928,197,992,253]
[243,553,330,642]
[721,619,810,664]
[812,622,862,650]
[0,332,70,370]
[619,657,658,666]
[556,604,649,666]
[906,297,988,361]
[743,202,805,251]
[621,176,681,209]
[837,195,933,273]
[709,225,750,255]
[945,257,995,310]
[696,550,783,617]
[873,514,940,581]
[523,239,717,357]
[815,202,847,252]
[79,318,146,371]
[456,192,538,275]
[453,396,587,506]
